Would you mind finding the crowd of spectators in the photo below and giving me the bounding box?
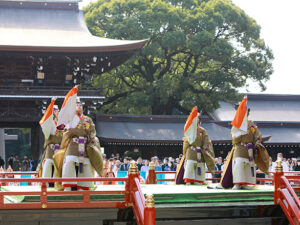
[1,152,299,175]
[102,152,300,179]
[269,153,300,172]
[103,153,180,173]
[4,154,37,171]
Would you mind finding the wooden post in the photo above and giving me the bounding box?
[6,166,13,186]
[0,167,4,186]
[274,160,283,204]
[40,182,48,209]
[146,162,157,184]
[144,194,155,225]
[125,161,139,207]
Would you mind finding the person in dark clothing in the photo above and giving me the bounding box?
[0,156,4,168]
[12,155,21,171]
[30,159,37,171]
[161,157,169,171]
[21,156,30,171]
[214,157,223,183]
[136,157,143,171]
[119,157,130,171]
[291,159,300,171]
[8,154,14,168]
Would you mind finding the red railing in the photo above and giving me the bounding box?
[0,171,38,176]
[0,165,155,225]
[274,165,300,225]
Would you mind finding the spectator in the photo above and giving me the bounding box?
[163,162,170,171]
[107,158,114,171]
[119,157,130,171]
[29,158,37,171]
[179,154,183,162]
[115,153,122,162]
[141,160,150,173]
[287,158,292,170]
[21,156,30,171]
[268,156,274,172]
[161,157,169,171]
[0,156,4,168]
[113,160,121,172]
[154,159,162,171]
[12,155,21,171]
[291,158,300,171]
[8,154,14,168]
[272,153,289,172]
[167,161,175,171]
[214,157,223,183]
[295,159,300,171]
[137,157,143,171]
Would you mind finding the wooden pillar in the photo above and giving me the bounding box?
[274,160,283,204]
[31,123,44,161]
[144,194,155,225]
[146,162,157,184]
[124,161,139,206]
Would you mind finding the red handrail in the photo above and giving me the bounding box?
[132,178,145,225]
[0,177,128,210]
[125,168,155,225]
[274,168,300,225]
[0,171,38,176]
[0,167,156,225]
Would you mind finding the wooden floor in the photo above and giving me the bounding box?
[1,183,276,205]
[0,184,290,225]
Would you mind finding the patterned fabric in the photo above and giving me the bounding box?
[183,160,205,183]
[39,122,63,178]
[183,127,215,176]
[62,157,94,189]
[60,114,103,188]
[221,120,269,188]
[232,157,256,185]
[42,159,54,178]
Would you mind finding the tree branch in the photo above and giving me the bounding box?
[104,91,135,105]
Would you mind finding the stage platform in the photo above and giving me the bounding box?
[0,184,292,225]
[1,184,275,205]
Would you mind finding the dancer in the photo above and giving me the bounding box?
[176,106,215,185]
[58,86,103,191]
[39,97,63,179]
[220,96,269,189]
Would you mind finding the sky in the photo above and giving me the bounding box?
[80,0,300,95]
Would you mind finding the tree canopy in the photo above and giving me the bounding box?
[84,0,273,115]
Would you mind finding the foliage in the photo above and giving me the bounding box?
[85,0,273,114]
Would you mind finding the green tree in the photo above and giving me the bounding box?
[85,0,273,115]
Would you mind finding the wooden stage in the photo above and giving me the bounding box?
[2,184,275,205]
[0,184,291,225]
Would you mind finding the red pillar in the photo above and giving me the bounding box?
[146,162,157,184]
[144,194,155,225]
[273,160,283,204]
[40,182,48,208]
[125,161,139,206]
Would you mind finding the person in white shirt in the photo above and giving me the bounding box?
[272,153,289,172]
